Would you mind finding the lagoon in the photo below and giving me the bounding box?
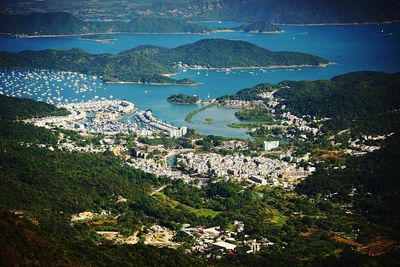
[0,22,399,137]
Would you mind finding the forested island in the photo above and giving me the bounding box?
[145,39,330,69]
[0,39,329,84]
[167,94,201,104]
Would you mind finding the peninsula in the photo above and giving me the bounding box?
[0,39,329,85]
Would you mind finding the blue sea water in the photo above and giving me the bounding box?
[0,22,399,138]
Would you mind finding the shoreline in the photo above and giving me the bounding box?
[0,20,398,38]
[0,31,212,39]
[277,20,400,27]
[105,81,202,86]
[185,103,217,123]
[78,38,117,43]
[211,29,284,34]
[178,63,334,71]
[0,29,284,38]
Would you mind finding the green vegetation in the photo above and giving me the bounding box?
[204,117,213,124]
[154,192,220,218]
[138,136,193,149]
[0,208,204,267]
[218,83,275,101]
[0,49,194,85]
[0,94,69,120]
[167,94,200,104]
[220,71,400,135]
[276,71,400,134]
[227,123,261,129]
[235,20,281,33]
[0,12,211,35]
[185,103,216,123]
[79,34,116,41]
[153,39,329,68]
[2,69,400,267]
[297,133,400,234]
[152,0,400,24]
[0,12,87,35]
[0,39,328,85]
[235,108,274,123]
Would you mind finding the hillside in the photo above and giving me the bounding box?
[0,12,87,35]
[153,39,329,68]
[1,84,400,265]
[0,94,69,120]
[219,71,400,134]
[0,12,211,36]
[0,49,195,85]
[275,71,400,133]
[148,0,400,24]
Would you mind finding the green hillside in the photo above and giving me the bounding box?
[154,39,329,68]
[219,71,400,134]
[149,0,400,24]
[275,71,400,133]
[0,12,211,35]
[0,49,194,85]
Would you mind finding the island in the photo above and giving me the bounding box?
[129,38,330,69]
[167,94,201,104]
[79,34,117,43]
[0,39,330,85]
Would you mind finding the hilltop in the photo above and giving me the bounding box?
[150,39,329,68]
[147,0,400,24]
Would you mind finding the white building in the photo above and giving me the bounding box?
[263,141,279,151]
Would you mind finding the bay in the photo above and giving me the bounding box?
[0,22,399,138]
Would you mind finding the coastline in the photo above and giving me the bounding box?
[277,20,400,27]
[0,29,284,38]
[178,63,334,71]
[211,29,284,34]
[105,81,202,86]
[185,103,217,123]
[78,37,116,43]
[0,31,211,39]
[0,19,398,39]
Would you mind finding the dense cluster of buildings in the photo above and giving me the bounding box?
[27,100,188,138]
[176,152,314,188]
[127,158,191,182]
[221,99,265,108]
